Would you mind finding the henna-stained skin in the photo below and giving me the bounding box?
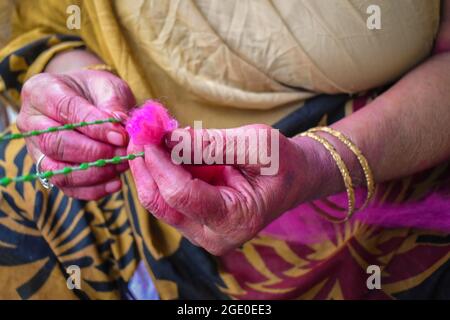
[17,50,135,200]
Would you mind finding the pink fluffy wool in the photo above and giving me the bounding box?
[126,100,178,145]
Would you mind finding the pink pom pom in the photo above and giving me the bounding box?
[126,100,178,145]
[126,100,225,184]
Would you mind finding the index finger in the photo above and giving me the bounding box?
[143,143,228,228]
[23,73,128,146]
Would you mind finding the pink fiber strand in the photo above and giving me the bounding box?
[126,100,178,145]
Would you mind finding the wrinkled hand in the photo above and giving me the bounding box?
[17,70,135,200]
[129,125,313,255]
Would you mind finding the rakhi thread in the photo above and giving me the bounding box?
[0,118,121,142]
[0,152,144,187]
[0,100,184,186]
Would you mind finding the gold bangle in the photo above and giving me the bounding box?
[308,127,375,210]
[299,131,356,222]
[83,64,116,74]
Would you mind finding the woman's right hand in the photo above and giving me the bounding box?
[16,69,135,200]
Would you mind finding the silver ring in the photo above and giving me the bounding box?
[36,154,54,190]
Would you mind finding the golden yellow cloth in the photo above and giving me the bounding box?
[0,0,448,300]
[3,0,440,128]
[0,0,14,48]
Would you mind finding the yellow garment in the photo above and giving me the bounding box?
[0,0,14,48]
[5,0,440,128]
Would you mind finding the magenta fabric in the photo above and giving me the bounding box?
[264,185,450,245]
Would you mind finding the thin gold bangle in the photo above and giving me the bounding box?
[299,131,356,222]
[83,64,116,74]
[308,127,375,210]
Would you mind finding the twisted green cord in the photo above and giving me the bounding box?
[0,152,144,187]
[0,118,121,141]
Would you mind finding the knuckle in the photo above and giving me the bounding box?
[22,74,43,93]
[55,94,79,122]
[114,78,130,92]
[113,78,133,98]
[167,213,185,228]
[16,114,26,132]
[80,141,111,163]
[54,173,74,188]
[22,73,55,99]
[40,161,69,188]
[53,133,66,160]
[137,189,159,213]
[164,186,191,209]
[40,131,65,159]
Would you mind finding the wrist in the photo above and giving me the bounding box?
[291,133,364,203]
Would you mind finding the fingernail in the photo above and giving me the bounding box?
[107,131,125,146]
[105,179,121,193]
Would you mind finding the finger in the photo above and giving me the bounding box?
[43,157,127,188]
[129,141,207,230]
[87,73,136,112]
[23,73,127,146]
[26,115,123,162]
[129,143,234,255]
[143,143,228,227]
[165,124,275,167]
[129,141,186,226]
[61,178,122,201]
[128,150,228,253]
[27,141,127,187]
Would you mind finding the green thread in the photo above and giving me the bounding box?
[10,133,22,139]
[111,156,122,164]
[94,159,107,167]
[42,171,53,179]
[0,117,143,187]
[62,167,72,174]
[0,152,144,187]
[23,174,36,182]
[0,118,121,142]
[0,177,12,186]
[79,163,89,170]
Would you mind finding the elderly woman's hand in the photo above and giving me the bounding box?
[16,70,135,200]
[128,125,327,255]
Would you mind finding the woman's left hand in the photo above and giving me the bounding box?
[128,125,328,255]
